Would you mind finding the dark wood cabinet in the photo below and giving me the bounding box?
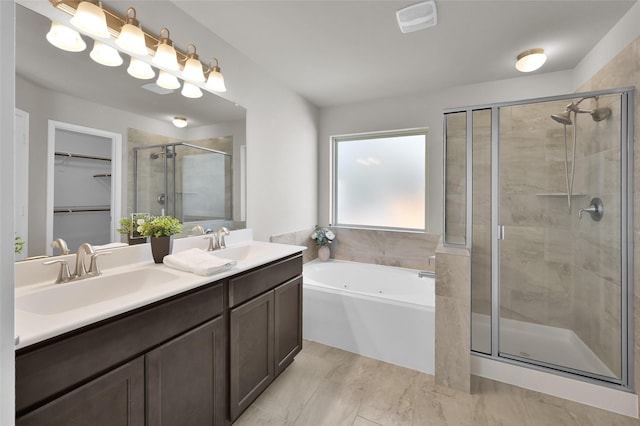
[16,251,303,426]
[274,277,303,376]
[229,290,275,420]
[229,256,303,421]
[17,357,145,426]
[147,316,226,426]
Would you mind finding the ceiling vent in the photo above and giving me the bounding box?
[396,1,437,33]
[141,83,175,95]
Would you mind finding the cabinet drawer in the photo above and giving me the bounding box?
[229,254,302,307]
[16,281,223,414]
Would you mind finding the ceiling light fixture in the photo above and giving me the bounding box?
[515,48,547,72]
[46,22,87,52]
[127,57,155,79]
[89,40,123,66]
[156,70,181,90]
[115,7,148,56]
[172,116,188,128]
[181,81,203,99]
[205,58,226,92]
[182,44,205,82]
[396,1,437,33]
[70,1,110,39]
[152,28,180,71]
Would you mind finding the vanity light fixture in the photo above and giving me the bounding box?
[70,1,110,39]
[115,7,148,56]
[515,48,547,72]
[156,69,181,90]
[46,22,86,52]
[172,116,188,128]
[89,40,123,67]
[182,44,205,82]
[127,57,155,79]
[205,58,226,92]
[152,28,180,71]
[181,81,203,99]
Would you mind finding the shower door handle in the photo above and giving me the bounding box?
[498,225,505,240]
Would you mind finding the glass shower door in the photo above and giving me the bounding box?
[497,94,624,382]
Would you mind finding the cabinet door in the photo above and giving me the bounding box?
[274,277,303,376]
[229,290,275,421]
[17,357,144,426]
[147,316,225,426]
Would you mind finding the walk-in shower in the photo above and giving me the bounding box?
[444,87,634,390]
[133,142,232,223]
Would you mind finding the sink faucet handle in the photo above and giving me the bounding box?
[204,236,217,251]
[88,251,111,276]
[44,259,73,284]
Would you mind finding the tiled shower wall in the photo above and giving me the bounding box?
[271,227,440,270]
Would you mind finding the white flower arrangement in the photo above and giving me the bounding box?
[311,225,335,247]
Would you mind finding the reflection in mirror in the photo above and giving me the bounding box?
[15,3,247,258]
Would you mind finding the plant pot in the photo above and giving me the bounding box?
[127,234,147,245]
[150,235,173,263]
[318,245,330,262]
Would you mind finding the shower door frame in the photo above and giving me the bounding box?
[444,87,635,391]
[133,142,233,221]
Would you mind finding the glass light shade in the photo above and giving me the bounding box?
[182,57,205,82]
[172,117,188,128]
[515,48,547,72]
[70,1,110,39]
[206,69,226,92]
[181,81,203,99]
[156,70,181,90]
[152,43,179,71]
[127,57,155,79]
[116,23,148,56]
[90,40,123,67]
[46,22,86,52]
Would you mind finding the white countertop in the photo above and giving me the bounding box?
[15,236,305,350]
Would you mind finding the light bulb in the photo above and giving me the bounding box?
[181,81,203,98]
[152,28,179,71]
[70,1,110,39]
[115,8,148,56]
[156,70,181,90]
[127,57,155,79]
[90,40,123,67]
[46,21,86,52]
[181,44,205,82]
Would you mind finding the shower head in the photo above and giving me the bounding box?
[551,110,572,125]
[150,152,160,159]
[590,107,612,122]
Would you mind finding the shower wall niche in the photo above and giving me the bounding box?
[444,88,634,389]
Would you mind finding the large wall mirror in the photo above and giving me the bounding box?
[15,3,247,258]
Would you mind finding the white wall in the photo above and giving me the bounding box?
[318,70,575,232]
[0,2,15,424]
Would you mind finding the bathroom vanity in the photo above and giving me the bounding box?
[14,241,303,425]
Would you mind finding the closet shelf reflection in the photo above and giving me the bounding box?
[55,151,112,162]
[54,206,111,214]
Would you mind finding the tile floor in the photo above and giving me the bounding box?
[234,340,640,426]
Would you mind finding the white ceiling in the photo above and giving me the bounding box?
[173,0,637,108]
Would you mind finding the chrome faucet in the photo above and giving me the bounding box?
[216,227,230,250]
[44,242,109,284]
[191,225,205,236]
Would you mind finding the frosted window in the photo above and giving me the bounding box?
[333,131,426,230]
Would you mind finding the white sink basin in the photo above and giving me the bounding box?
[209,243,287,264]
[16,267,182,315]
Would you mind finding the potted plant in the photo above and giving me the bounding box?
[117,213,149,245]
[311,225,335,262]
[138,215,183,263]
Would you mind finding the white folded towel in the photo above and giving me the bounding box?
[163,248,236,276]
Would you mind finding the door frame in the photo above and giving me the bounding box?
[46,120,122,255]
